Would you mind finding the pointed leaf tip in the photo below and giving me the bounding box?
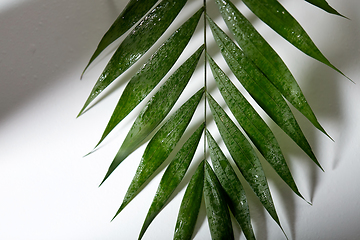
[79,0,188,115]
[82,0,159,76]
[305,0,348,19]
[138,123,204,239]
[208,17,323,171]
[204,161,235,240]
[94,7,204,147]
[99,46,204,185]
[116,92,204,219]
[206,130,256,240]
[174,160,204,240]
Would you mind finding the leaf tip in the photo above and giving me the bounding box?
[111,210,120,222]
[77,108,85,118]
[320,127,334,142]
[99,174,108,187]
[300,195,312,205]
[81,62,91,79]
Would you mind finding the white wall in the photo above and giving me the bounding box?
[0,0,359,239]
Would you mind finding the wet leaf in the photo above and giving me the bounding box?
[82,0,158,76]
[113,91,204,217]
[80,1,348,239]
[241,0,347,77]
[214,0,329,138]
[79,0,189,116]
[206,130,256,240]
[174,161,204,240]
[94,8,204,147]
[207,54,305,201]
[99,45,204,185]
[138,123,204,239]
[207,92,285,236]
[207,16,323,171]
[204,161,234,240]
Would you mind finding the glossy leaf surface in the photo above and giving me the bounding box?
[207,54,304,200]
[208,16,322,171]
[79,0,188,116]
[95,8,204,147]
[82,0,158,76]
[241,0,345,76]
[214,0,328,137]
[174,161,204,240]
[100,46,204,185]
[113,90,204,217]
[79,0,347,239]
[138,123,204,240]
[204,161,234,240]
[206,130,255,240]
[207,92,283,231]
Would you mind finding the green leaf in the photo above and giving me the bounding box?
[214,0,329,138]
[240,0,347,77]
[204,161,234,240]
[206,92,285,235]
[81,0,158,77]
[174,161,204,240]
[113,90,204,217]
[207,55,305,201]
[206,130,255,240]
[207,16,323,171]
[305,0,347,18]
[80,0,349,239]
[138,123,205,240]
[99,45,204,185]
[79,0,189,116]
[94,8,204,147]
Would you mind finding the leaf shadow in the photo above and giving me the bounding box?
[0,0,127,121]
[262,12,357,240]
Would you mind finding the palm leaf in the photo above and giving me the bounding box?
[113,90,204,217]
[99,46,204,185]
[214,0,329,138]
[138,123,204,239]
[79,0,189,116]
[94,7,204,148]
[81,0,158,77]
[79,0,348,239]
[241,0,345,78]
[207,92,285,236]
[207,54,306,202]
[207,16,322,171]
[206,130,256,240]
[174,161,204,240]
[204,160,235,240]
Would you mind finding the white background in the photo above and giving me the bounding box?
[0,0,359,239]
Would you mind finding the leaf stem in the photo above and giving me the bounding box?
[203,0,207,159]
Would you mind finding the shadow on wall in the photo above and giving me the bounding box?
[264,2,358,239]
[0,0,126,121]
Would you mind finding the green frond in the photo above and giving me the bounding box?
[78,0,189,116]
[79,0,348,239]
[81,0,159,77]
[100,45,204,185]
[206,130,256,240]
[94,7,204,148]
[204,160,235,240]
